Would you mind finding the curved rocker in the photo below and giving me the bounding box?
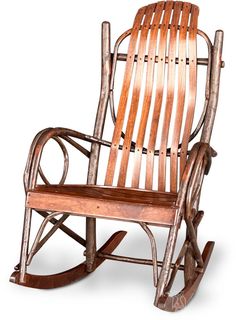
[157,241,214,312]
[10,231,127,289]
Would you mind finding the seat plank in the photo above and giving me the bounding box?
[27,185,178,226]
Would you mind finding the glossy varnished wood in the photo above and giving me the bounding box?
[117,4,156,187]
[33,184,177,205]
[132,2,165,188]
[158,1,182,191]
[170,3,191,192]
[146,1,173,189]
[106,1,200,192]
[104,7,146,186]
[26,185,178,226]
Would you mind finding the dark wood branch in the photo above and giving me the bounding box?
[38,211,86,247]
[114,53,225,68]
[96,252,184,270]
[60,135,90,158]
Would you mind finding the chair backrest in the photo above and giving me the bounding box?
[103,1,211,192]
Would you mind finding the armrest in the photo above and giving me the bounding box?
[24,127,96,191]
[177,142,216,211]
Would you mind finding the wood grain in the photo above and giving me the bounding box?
[145,1,174,190]
[105,7,146,186]
[118,3,156,187]
[180,5,199,177]
[158,2,182,191]
[27,184,178,226]
[132,2,165,188]
[105,1,199,193]
[170,2,191,192]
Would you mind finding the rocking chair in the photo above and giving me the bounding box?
[10,1,224,311]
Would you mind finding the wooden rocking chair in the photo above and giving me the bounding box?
[10,1,224,311]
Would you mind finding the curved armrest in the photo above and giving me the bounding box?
[24,127,99,191]
[177,142,216,211]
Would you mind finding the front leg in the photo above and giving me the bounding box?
[14,127,92,281]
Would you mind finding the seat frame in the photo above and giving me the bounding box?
[10,3,224,312]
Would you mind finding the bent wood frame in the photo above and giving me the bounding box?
[10,3,224,313]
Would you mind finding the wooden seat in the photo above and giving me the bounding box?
[10,0,224,312]
[27,185,178,226]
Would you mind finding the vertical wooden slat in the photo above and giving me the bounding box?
[117,4,157,187]
[180,5,199,177]
[170,3,191,192]
[145,1,174,190]
[105,1,201,193]
[158,2,183,191]
[104,7,146,186]
[132,2,165,188]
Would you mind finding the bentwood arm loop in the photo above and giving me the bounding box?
[24,127,93,191]
[177,142,216,211]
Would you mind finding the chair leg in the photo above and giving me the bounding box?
[157,241,214,312]
[184,244,195,284]
[140,222,158,287]
[184,210,204,283]
[11,205,127,289]
[86,217,97,272]
[19,208,32,283]
[156,210,214,312]
[154,224,179,307]
[26,211,66,265]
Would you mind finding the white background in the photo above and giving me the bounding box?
[0,0,235,318]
